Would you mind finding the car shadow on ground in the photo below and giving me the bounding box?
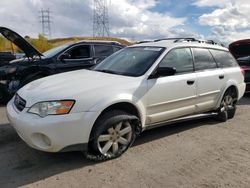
[0,115,221,187]
[134,116,219,147]
[238,95,250,105]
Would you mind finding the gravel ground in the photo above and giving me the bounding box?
[0,97,250,188]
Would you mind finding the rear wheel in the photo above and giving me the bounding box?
[86,110,139,161]
[217,88,238,122]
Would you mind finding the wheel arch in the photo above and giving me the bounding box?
[98,102,142,121]
[216,83,239,109]
[89,100,145,136]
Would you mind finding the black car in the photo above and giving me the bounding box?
[236,56,250,93]
[229,39,250,93]
[0,52,16,66]
[0,27,124,103]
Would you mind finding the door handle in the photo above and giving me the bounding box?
[187,80,195,85]
[219,75,224,79]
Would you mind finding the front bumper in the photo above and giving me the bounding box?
[7,98,98,152]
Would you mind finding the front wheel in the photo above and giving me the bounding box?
[217,88,238,122]
[87,110,139,161]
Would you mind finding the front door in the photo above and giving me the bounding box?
[56,45,95,73]
[146,48,197,125]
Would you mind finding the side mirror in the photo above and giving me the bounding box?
[93,57,104,64]
[60,52,71,60]
[150,67,176,79]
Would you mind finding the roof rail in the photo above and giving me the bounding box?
[154,38,196,42]
[136,38,196,44]
[76,40,122,45]
[136,38,224,47]
[174,38,224,47]
[136,40,154,44]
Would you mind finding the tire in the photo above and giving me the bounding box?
[86,110,139,161]
[216,88,237,122]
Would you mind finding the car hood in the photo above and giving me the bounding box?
[18,70,145,110]
[229,39,250,59]
[0,27,43,58]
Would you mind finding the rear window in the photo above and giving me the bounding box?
[210,50,238,68]
[192,48,217,71]
[94,45,114,57]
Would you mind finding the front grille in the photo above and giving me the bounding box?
[14,94,26,112]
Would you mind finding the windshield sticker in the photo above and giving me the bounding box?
[143,47,162,51]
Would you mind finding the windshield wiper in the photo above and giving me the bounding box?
[95,69,137,77]
[95,69,120,75]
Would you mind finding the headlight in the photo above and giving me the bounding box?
[28,100,75,118]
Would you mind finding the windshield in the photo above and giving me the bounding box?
[93,47,164,77]
[42,44,70,58]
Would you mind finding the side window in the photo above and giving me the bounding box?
[113,46,122,53]
[66,45,90,59]
[94,45,114,57]
[159,48,194,73]
[209,49,239,68]
[192,48,217,71]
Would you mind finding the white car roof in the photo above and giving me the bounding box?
[132,39,228,51]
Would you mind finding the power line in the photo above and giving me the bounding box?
[39,8,52,38]
[93,0,110,37]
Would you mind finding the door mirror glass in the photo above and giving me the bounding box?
[152,67,176,78]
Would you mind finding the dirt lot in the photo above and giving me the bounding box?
[0,97,250,188]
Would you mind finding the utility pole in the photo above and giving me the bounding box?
[93,0,110,37]
[39,8,52,38]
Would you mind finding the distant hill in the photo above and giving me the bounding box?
[0,35,132,53]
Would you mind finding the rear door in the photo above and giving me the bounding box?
[146,48,197,124]
[210,49,245,91]
[56,44,95,72]
[192,48,225,112]
[93,44,116,64]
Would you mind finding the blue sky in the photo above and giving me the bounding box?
[0,0,249,44]
[150,0,214,35]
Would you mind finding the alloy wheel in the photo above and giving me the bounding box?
[220,91,237,112]
[97,121,132,156]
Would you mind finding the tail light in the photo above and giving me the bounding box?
[240,67,245,76]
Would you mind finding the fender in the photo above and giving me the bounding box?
[88,93,147,127]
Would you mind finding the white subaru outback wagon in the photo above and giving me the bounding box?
[7,38,246,161]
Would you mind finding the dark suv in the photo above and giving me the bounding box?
[0,27,124,103]
[229,39,250,93]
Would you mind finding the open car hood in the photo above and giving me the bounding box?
[229,39,250,59]
[0,27,43,58]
